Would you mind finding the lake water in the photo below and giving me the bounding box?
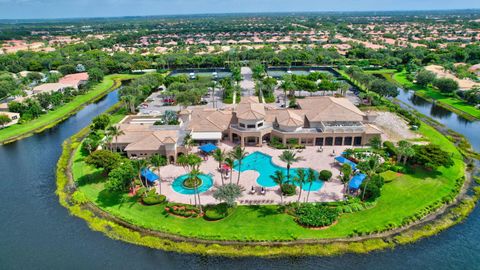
[0,89,479,269]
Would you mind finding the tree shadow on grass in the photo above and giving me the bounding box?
[96,189,138,209]
[246,205,282,218]
[406,165,443,180]
[76,171,106,187]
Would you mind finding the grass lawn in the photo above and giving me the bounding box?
[0,74,139,143]
[73,121,464,241]
[391,70,480,120]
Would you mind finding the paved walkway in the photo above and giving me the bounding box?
[155,143,348,205]
[240,67,255,97]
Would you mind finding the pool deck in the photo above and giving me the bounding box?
[156,142,350,205]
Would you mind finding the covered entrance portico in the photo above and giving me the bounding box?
[229,128,270,147]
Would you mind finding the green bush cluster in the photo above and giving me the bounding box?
[268,136,306,150]
[166,203,200,218]
[294,204,339,227]
[281,183,297,196]
[382,141,397,157]
[204,203,232,221]
[141,190,167,205]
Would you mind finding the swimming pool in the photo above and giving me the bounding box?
[172,174,214,195]
[234,151,324,191]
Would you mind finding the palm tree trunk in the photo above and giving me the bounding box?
[197,190,203,213]
[306,182,313,202]
[279,184,284,205]
[236,162,241,185]
[397,154,402,164]
[297,184,303,203]
[361,179,369,201]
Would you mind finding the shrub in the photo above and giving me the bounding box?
[142,194,166,205]
[204,203,232,221]
[295,204,339,227]
[382,141,397,157]
[281,183,297,196]
[319,170,333,181]
[433,78,459,93]
[166,203,200,218]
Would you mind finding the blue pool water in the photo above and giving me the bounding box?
[172,174,214,195]
[234,152,324,191]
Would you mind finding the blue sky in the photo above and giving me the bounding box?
[0,0,479,19]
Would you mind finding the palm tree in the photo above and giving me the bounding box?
[104,134,113,151]
[132,159,148,195]
[82,137,95,154]
[280,75,295,107]
[279,150,300,182]
[306,168,316,202]
[212,149,226,185]
[270,170,285,204]
[229,146,248,185]
[340,163,353,194]
[183,134,194,154]
[224,157,235,184]
[189,167,204,213]
[397,140,415,165]
[343,148,355,159]
[293,168,307,203]
[107,125,124,153]
[338,81,350,96]
[125,95,136,114]
[177,154,203,211]
[357,156,381,200]
[150,154,167,194]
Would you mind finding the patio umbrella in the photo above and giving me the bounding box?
[221,163,231,171]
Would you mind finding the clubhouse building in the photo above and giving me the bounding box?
[112,96,381,162]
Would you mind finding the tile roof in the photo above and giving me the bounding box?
[296,96,365,122]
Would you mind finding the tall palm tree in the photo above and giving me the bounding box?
[270,170,285,204]
[293,168,307,203]
[132,159,148,195]
[104,134,113,151]
[212,149,226,185]
[149,154,167,194]
[306,168,316,202]
[189,167,203,213]
[279,150,300,182]
[107,125,124,153]
[224,157,235,184]
[125,95,136,114]
[338,81,350,96]
[183,134,194,154]
[397,140,415,165]
[229,146,248,185]
[357,156,381,200]
[280,75,295,107]
[177,154,203,212]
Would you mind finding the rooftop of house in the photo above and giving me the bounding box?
[58,72,89,86]
[235,96,266,121]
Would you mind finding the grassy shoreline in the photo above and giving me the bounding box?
[54,74,477,256]
[55,119,478,256]
[388,70,480,120]
[0,74,139,144]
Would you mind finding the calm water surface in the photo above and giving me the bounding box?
[0,89,479,269]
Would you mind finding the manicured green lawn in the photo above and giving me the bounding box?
[73,120,464,241]
[392,70,480,120]
[0,74,139,143]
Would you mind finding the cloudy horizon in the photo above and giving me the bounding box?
[0,0,479,20]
